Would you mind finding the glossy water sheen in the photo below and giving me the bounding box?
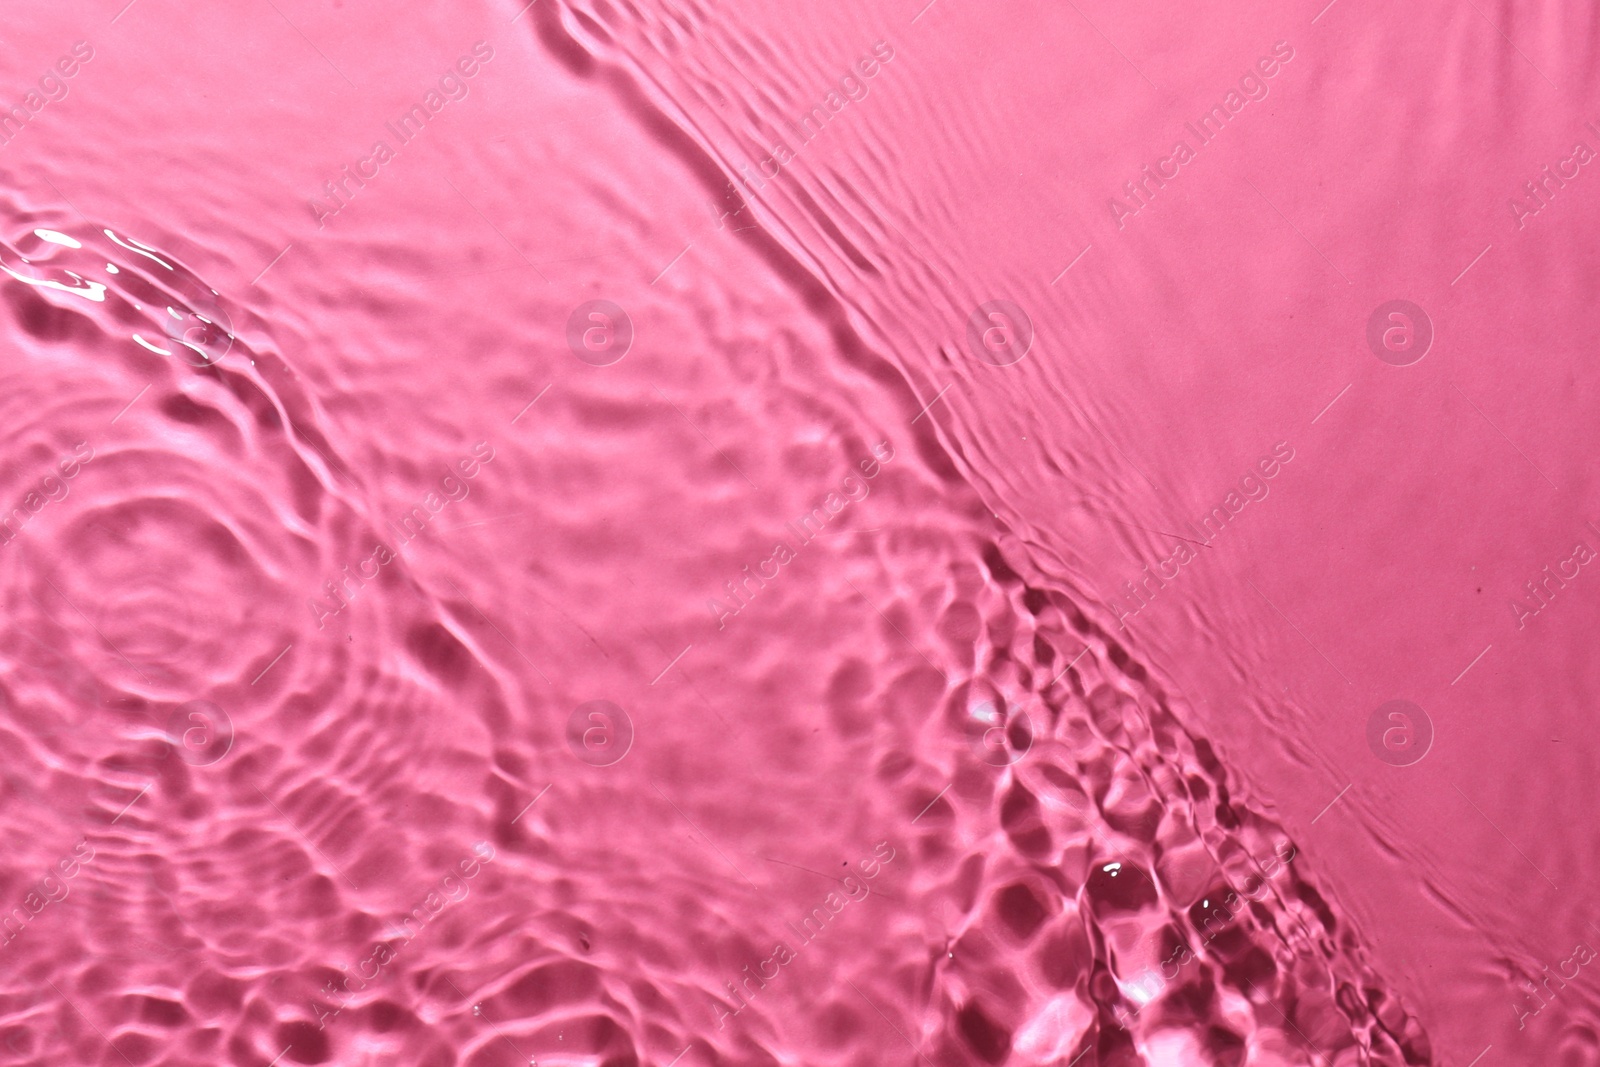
[0,1,1595,1065]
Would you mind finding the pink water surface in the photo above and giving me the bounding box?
[0,0,1596,1064]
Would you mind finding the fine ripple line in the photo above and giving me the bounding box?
[251,643,294,685]
[511,783,552,823]
[445,577,552,685]
[653,386,759,489]
[266,1046,293,1067]
[911,784,950,823]
[255,787,362,893]
[1466,1045,1492,1067]
[1244,977,1329,1063]
[110,384,150,424]
[1064,390,1159,491]
[1452,643,1493,686]
[510,0,540,20]
[47,979,136,1067]
[442,175,548,281]
[1462,0,1558,89]
[651,242,693,285]
[264,0,357,89]
[251,243,294,286]
[468,998,532,1061]
[109,0,140,23]
[511,383,552,424]
[1242,177,1352,285]
[1063,0,1157,90]
[844,978,936,1066]
[110,782,151,824]
[1453,782,1560,889]
[1246,578,1354,686]
[844,576,948,684]
[1310,0,1340,23]
[1049,645,1092,687]
[651,644,693,685]
[1311,382,1352,424]
[910,383,954,423]
[1451,243,1493,286]
[1105,514,1210,548]
[438,512,525,533]
[40,574,150,684]
[910,0,939,23]
[760,854,848,884]
[1051,243,1092,284]
[666,1045,693,1067]
[1310,783,1351,824]
[650,780,759,888]
[1451,382,1558,490]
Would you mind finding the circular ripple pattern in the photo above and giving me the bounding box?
[0,8,1469,1061]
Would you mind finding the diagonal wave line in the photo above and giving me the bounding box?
[255,788,361,892]
[1246,578,1354,686]
[47,980,136,1066]
[1453,783,1559,889]
[1451,643,1492,686]
[1451,243,1492,286]
[1450,382,1558,490]
[912,784,950,823]
[1311,383,1352,423]
[263,0,357,88]
[650,644,693,685]
[650,780,758,888]
[1310,783,1351,824]
[1242,177,1352,285]
[444,578,552,684]
[442,176,549,282]
[844,576,948,683]
[1462,0,1558,89]
[845,978,938,1067]
[653,386,758,488]
[1063,0,1157,89]
[38,574,150,683]
[1052,243,1093,284]
[251,643,294,685]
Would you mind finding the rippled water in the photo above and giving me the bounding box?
[2,1,1598,1065]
